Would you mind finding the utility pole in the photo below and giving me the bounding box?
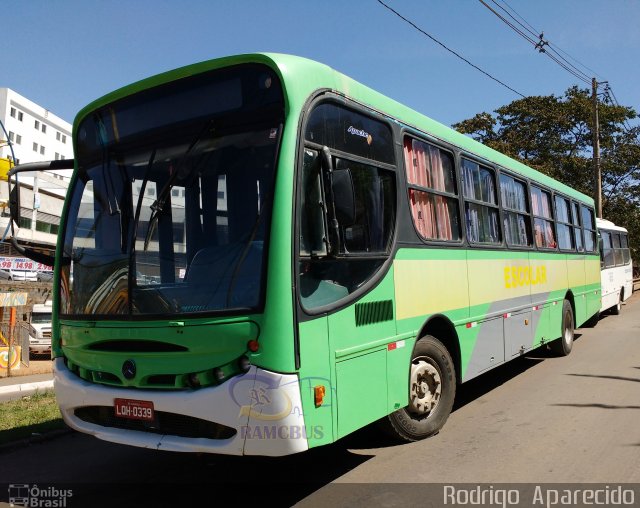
[592,77,602,218]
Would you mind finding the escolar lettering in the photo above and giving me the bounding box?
[504,265,547,288]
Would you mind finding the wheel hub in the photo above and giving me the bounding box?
[409,358,442,415]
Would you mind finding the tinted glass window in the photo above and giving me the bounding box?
[304,103,394,165]
[462,159,500,244]
[500,174,531,247]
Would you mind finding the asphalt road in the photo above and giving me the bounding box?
[1,292,639,507]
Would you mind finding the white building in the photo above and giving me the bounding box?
[0,88,73,165]
[0,88,73,254]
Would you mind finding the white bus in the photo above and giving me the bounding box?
[597,218,633,314]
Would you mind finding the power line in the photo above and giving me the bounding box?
[376,0,525,98]
[495,0,605,81]
[479,0,592,85]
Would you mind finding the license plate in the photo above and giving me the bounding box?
[114,398,155,421]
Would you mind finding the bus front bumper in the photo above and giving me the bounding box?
[53,357,308,456]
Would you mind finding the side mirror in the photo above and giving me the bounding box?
[331,169,355,227]
[6,159,74,266]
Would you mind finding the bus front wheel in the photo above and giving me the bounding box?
[381,335,456,442]
[550,299,574,356]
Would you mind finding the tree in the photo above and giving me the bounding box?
[453,86,640,265]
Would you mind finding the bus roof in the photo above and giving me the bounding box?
[596,218,628,233]
[75,53,595,206]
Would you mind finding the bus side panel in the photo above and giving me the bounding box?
[328,269,398,439]
[585,257,602,319]
[567,255,587,325]
[394,249,470,377]
[297,317,336,448]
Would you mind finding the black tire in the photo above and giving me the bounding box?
[550,299,574,356]
[610,291,622,315]
[380,335,456,441]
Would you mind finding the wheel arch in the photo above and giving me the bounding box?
[417,314,461,384]
[564,290,576,320]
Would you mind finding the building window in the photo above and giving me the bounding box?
[62,135,67,144]
[16,134,21,145]
[10,107,16,118]
[40,146,45,155]
[35,120,40,130]
[56,132,61,141]
[404,137,460,241]
[18,111,23,121]
[8,131,14,142]
[33,142,39,152]
[61,155,66,160]
[462,159,500,244]
[55,153,60,160]
[41,124,47,133]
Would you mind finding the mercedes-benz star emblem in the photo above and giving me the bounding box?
[122,360,136,380]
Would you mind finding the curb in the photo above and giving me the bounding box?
[0,380,54,396]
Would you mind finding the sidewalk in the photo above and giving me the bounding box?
[0,360,54,403]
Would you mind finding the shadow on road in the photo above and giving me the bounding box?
[453,355,545,412]
[551,403,640,410]
[567,373,640,383]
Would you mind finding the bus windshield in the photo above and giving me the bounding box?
[60,64,284,317]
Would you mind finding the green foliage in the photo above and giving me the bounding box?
[453,87,640,264]
[0,390,64,445]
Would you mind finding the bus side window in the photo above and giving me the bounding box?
[571,202,583,252]
[613,233,623,266]
[581,205,596,252]
[299,149,328,258]
[601,231,614,268]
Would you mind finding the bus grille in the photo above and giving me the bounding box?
[355,300,393,327]
[74,406,236,440]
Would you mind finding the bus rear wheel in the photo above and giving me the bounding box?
[550,299,574,356]
[381,335,456,442]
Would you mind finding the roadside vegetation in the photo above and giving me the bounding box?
[0,390,65,445]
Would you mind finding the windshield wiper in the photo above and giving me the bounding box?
[144,120,214,251]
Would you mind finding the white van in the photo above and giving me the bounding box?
[29,301,52,356]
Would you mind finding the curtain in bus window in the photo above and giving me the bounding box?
[557,223,573,250]
[533,218,557,248]
[463,159,499,243]
[554,196,573,250]
[531,187,552,219]
[403,139,459,241]
[503,212,530,246]
[571,202,584,252]
[500,175,530,246]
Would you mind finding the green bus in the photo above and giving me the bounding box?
[9,54,601,456]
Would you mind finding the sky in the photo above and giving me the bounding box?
[3,0,640,130]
